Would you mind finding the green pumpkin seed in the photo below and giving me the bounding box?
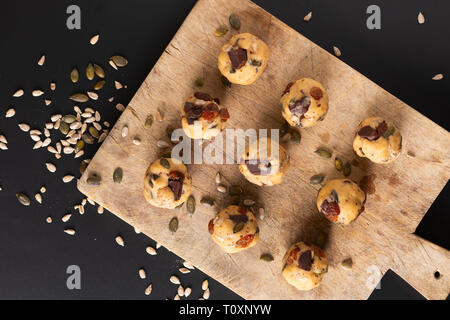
[89,127,99,139]
[335,157,343,171]
[160,158,170,169]
[250,59,262,67]
[282,263,288,271]
[343,161,351,177]
[70,93,89,103]
[383,126,395,139]
[59,122,69,135]
[174,203,184,210]
[310,174,324,185]
[110,55,128,67]
[94,80,106,90]
[341,258,353,270]
[145,115,153,128]
[93,64,105,78]
[200,197,214,207]
[186,195,195,215]
[314,148,332,159]
[221,75,232,88]
[79,161,87,175]
[229,14,241,30]
[290,129,301,144]
[260,253,274,262]
[62,114,77,124]
[166,125,175,139]
[233,222,245,233]
[87,174,101,186]
[230,195,241,205]
[194,78,204,87]
[113,167,123,183]
[86,63,95,80]
[70,68,79,83]
[169,217,178,234]
[16,193,30,206]
[214,27,228,37]
[75,140,85,153]
[229,185,243,196]
[82,133,95,144]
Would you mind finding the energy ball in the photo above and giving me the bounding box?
[280,78,329,128]
[239,137,290,186]
[144,158,192,209]
[218,33,269,85]
[181,92,230,140]
[352,117,402,164]
[282,242,328,291]
[316,179,366,225]
[208,205,259,254]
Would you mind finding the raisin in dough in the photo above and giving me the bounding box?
[218,33,269,85]
[280,78,329,128]
[181,92,230,140]
[239,137,290,186]
[316,179,366,225]
[282,242,328,291]
[144,158,192,209]
[208,205,259,254]
[352,117,402,164]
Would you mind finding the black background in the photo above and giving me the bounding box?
[0,0,448,300]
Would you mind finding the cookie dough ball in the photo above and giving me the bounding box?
[316,179,366,225]
[218,33,269,85]
[282,242,328,291]
[280,78,329,128]
[181,92,230,140]
[239,137,290,186]
[208,205,259,254]
[144,158,192,209]
[352,117,402,164]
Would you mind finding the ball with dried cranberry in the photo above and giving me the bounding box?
[208,205,259,254]
[181,92,230,140]
[353,117,402,164]
[218,33,269,85]
[280,78,329,128]
[316,179,366,225]
[143,157,192,209]
[282,241,328,291]
[239,137,290,186]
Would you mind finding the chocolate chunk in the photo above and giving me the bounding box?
[376,121,388,137]
[310,87,323,100]
[229,213,249,224]
[194,92,212,101]
[282,82,294,96]
[168,171,185,201]
[358,121,388,141]
[228,48,247,70]
[186,105,203,124]
[183,101,194,113]
[245,159,272,176]
[289,96,311,116]
[298,250,313,271]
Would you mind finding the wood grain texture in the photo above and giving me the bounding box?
[78,0,450,299]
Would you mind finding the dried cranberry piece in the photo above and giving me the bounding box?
[219,108,230,120]
[320,200,340,222]
[298,250,313,271]
[228,48,247,70]
[310,87,323,100]
[208,219,215,234]
[235,234,255,248]
[168,171,185,201]
[194,92,212,101]
[289,96,311,116]
[282,82,294,96]
[229,211,248,224]
[201,111,217,121]
[287,247,300,265]
[245,159,271,176]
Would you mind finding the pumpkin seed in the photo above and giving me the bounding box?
[74,140,85,153]
[86,63,95,80]
[82,133,95,144]
[229,14,241,30]
[59,122,69,135]
[200,197,214,207]
[90,34,99,45]
[79,161,88,174]
[16,193,30,206]
[93,64,105,78]
[70,93,89,103]
[94,80,106,90]
[221,75,232,88]
[341,258,353,270]
[383,126,395,139]
[230,195,241,205]
[310,174,325,185]
[144,115,153,128]
[70,68,79,83]
[335,157,343,171]
[89,127,99,139]
[113,167,123,183]
[229,185,242,196]
[314,148,332,158]
[169,217,178,234]
[290,129,301,144]
[62,115,77,124]
[250,59,262,67]
[214,27,228,37]
[160,158,170,169]
[87,174,101,186]
[343,161,351,177]
[110,55,128,67]
[260,253,274,262]
[194,78,204,87]
[233,221,245,233]
[161,151,172,158]
[186,195,195,215]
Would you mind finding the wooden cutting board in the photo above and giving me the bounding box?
[78,0,450,299]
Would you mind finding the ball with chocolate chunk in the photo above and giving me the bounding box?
[352,117,402,164]
[181,92,230,140]
[316,179,366,225]
[282,242,328,291]
[218,33,269,85]
[143,157,192,209]
[239,137,290,186]
[208,205,259,254]
[280,78,329,128]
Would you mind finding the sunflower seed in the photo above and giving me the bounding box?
[70,93,89,103]
[157,107,165,121]
[314,148,332,158]
[98,132,108,143]
[333,46,342,57]
[156,242,162,249]
[144,284,152,296]
[200,197,214,207]
[178,285,185,297]
[217,185,227,193]
[70,68,79,83]
[13,89,24,97]
[179,267,191,274]
[146,246,157,255]
[341,258,353,270]
[343,161,351,177]
[78,205,85,215]
[145,115,154,128]
[418,12,425,24]
[186,195,196,215]
[16,193,30,206]
[90,34,99,45]
[18,123,30,132]
[86,63,95,80]
[157,140,170,148]
[229,14,241,30]
[133,137,141,145]
[170,275,180,285]
[169,217,178,234]
[62,175,74,183]
[64,229,76,236]
[121,126,128,137]
[113,167,123,183]
[44,99,52,106]
[116,103,125,112]
[139,269,146,279]
[87,91,98,100]
[258,207,265,220]
[46,217,52,224]
[233,222,245,233]
[115,235,125,247]
[35,193,42,204]
[37,55,45,66]
[203,288,210,300]
[110,55,128,67]
[214,27,228,37]
[184,287,192,297]
[174,294,180,301]
[97,205,104,214]
[62,214,72,222]
[303,11,312,21]
[50,82,56,91]
[94,80,106,90]
[114,81,123,90]
[63,147,74,154]
[0,135,7,144]
[5,108,15,118]
[30,134,40,142]
[215,172,221,184]
[109,59,118,70]
[260,253,274,262]
[432,73,443,80]
[0,142,7,150]
[243,199,255,206]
